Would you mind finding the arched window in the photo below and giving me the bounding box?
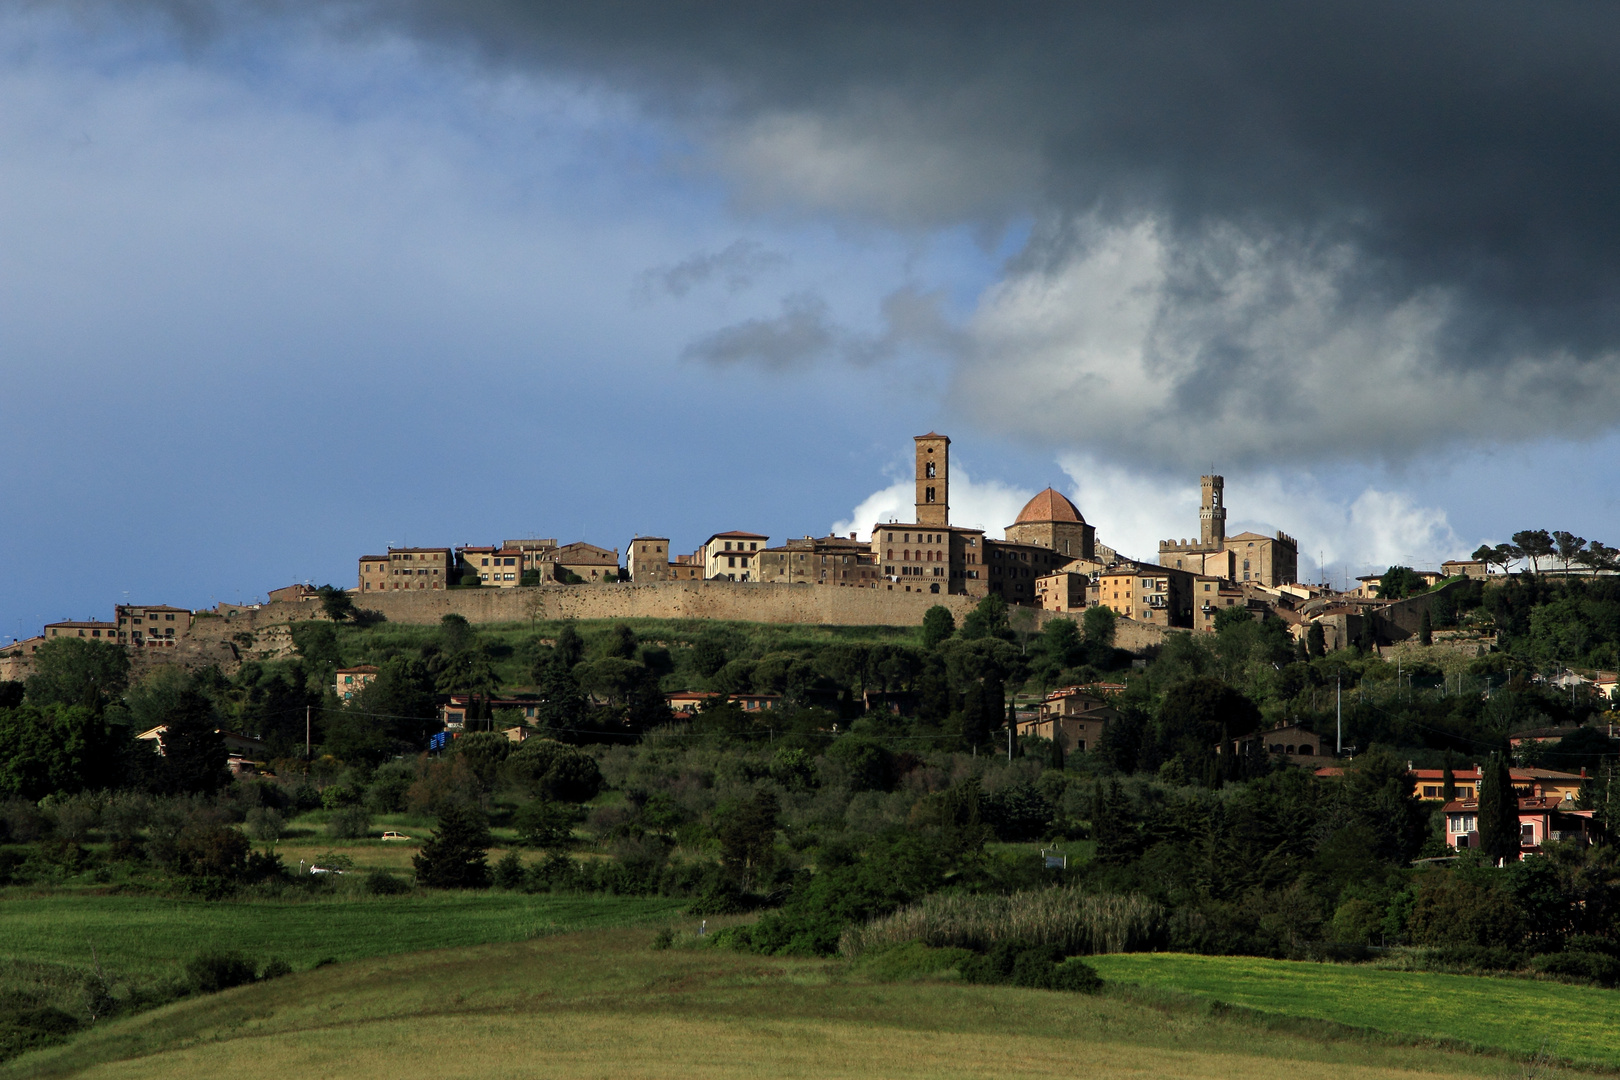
[1298,745,1313,755]
[925,461,936,478]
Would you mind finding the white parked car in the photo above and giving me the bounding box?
[381,831,412,841]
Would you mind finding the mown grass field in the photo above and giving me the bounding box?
[0,891,686,978]
[1090,953,1620,1070]
[6,929,1524,1080]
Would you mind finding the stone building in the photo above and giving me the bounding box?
[114,604,193,646]
[1003,488,1096,561]
[371,548,453,592]
[1034,571,1088,612]
[1094,563,1199,628]
[455,545,526,587]
[1192,576,1246,632]
[703,531,769,581]
[1016,686,1120,752]
[0,636,44,681]
[914,432,949,527]
[981,539,1073,604]
[502,538,560,579]
[627,537,673,582]
[757,534,878,587]
[357,555,389,594]
[44,620,120,643]
[1158,474,1299,586]
[871,434,992,597]
[335,665,378,700]
[549,542,621,582]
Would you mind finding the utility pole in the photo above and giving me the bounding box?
[1336,676,1342,757]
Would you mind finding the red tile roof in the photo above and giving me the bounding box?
[1014,487,1086,525]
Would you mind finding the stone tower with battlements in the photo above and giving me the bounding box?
[1200,475,1226,547]
[914,433,949,527]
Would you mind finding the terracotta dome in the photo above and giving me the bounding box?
[1015,488,1085,525]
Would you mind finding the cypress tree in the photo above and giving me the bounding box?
[1476,754,1521,864]
[1419,609,1433,646]
[413,803,491,888]
[1441,763,1457,803]
[1092,780,1138,866]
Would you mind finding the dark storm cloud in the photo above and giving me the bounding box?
[98,0,1620,465]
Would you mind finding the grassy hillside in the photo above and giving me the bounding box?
[1091,953,1620,1070]
[0,892,684,979]
[7,929,1520,1080]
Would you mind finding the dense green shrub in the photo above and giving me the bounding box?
[364,870,410,895]
[184,950,258,993]
[957,941,1103,993]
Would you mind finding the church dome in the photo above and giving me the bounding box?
[1015,488,1085,525]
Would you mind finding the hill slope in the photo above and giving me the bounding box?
[8,929,1518,1080]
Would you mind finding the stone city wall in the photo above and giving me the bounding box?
[199,581,1170,650]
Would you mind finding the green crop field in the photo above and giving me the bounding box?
[1090,953,1620,1070]
[6,929,1519,1080]
[0,891,686,978]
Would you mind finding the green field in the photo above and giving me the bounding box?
[6,929,1520,1080]
[0,891,686,978]
[1091,953,1620,1070]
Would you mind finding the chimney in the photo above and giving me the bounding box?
[849,532,857,540]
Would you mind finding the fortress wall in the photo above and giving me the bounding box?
[189,582,1168,653]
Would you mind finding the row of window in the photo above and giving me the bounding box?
[882,531,956,545]
[885,548,944,563]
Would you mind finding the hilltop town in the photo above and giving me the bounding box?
[7,430,1608,688]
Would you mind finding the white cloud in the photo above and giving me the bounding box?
[831,467,1036,541]
[1058,454,1466,582]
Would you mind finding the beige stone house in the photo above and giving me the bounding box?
[115,605,192,646]
[703,531,768,581]
[357,555,388,594]
[44,620,120,643]
[1034,571,1088,612]
[372,548,452,592]
[627,537,673,582]
[1094,563,1198,628]
[456,545,525,587]
[335,665,379,700]
[1015,686,1119,752]
[549,541,620,582]
[757,534,877,587]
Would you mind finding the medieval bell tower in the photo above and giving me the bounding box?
[914,433,950,527]
[1200,474,1226,548]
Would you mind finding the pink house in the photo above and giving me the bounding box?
[1443,795,1597,857]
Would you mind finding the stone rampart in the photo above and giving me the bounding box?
[199,582,1168,652]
